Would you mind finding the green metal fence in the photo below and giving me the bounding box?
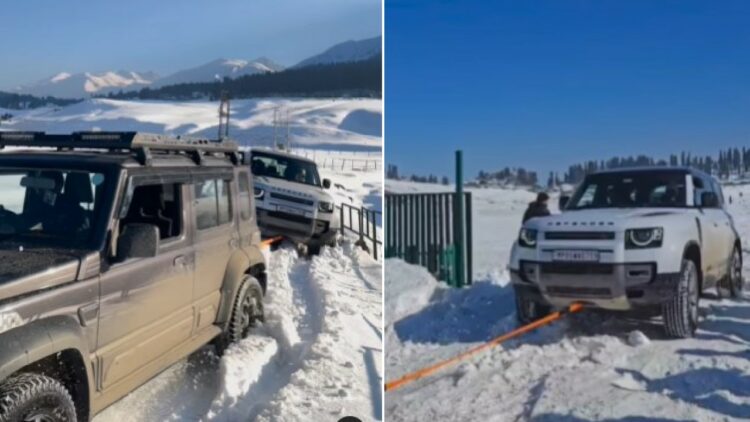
[384,192,473,287]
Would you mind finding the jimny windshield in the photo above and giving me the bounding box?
[0,169,108,249]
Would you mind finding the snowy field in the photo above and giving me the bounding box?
[385,180,750,421]
[0,97,382,151]
[1,97,383,421]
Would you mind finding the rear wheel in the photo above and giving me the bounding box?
[215,276,264,355]
[514,287,550,325]
[662,259,699,338]
[718,246,743,299]
[0,373,76,422]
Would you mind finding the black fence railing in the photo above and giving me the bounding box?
[339,203,382,260]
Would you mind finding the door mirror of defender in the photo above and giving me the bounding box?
[323,178,332,189]
[559,195,570,210]
[701,192,719,208]
[117,223,159,261]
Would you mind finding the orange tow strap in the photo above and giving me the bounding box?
[384,302,584,392]
[260,236,284,250]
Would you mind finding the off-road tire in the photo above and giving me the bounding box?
[718,246,743,299]
[662,259,700,338]
[514,287,550,325]
[0,373,76,422]
[215,276,264,355]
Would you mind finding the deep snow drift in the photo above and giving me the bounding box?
[385,180,750,421]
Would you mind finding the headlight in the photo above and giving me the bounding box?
[254,187,265,200]
[518,228,538,248]
[318,201,334,213]
[625,227,663,249]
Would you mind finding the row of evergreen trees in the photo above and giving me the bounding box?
[0,92,80,110]
[386,164,450,185]
[557,147,750,186]
[103,55,382,101]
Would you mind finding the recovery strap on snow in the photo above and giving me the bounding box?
[260,236,284,250]
[384,302,584,392]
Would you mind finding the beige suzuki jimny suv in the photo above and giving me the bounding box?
[0,132,266,421]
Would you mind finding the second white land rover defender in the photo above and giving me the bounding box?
[249,148,340,254]
[509,167,743,338]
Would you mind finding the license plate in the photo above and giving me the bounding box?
[552,250,600,262]
[277,205,306,216]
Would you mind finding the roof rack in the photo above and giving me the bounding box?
[0,131,240,166]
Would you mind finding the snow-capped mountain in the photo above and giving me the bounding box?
[15,71,158,99]
[153,58,284,88]
[294,36,382,68]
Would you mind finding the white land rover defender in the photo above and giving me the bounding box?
[249,148,340,254]
[509,167,743,338]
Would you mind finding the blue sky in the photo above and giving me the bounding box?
[0,0,381,89]
[385,0,750,180]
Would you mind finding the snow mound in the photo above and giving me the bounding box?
[339,109,382,137]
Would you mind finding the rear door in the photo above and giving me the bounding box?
[191,174,239,331]
[694,175,724,282]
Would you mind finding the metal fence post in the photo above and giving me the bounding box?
[371,210,378,258]
[340,205,345,235]
[454,150,465,288]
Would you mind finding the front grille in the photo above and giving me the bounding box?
[547,286,611,296]
[270,192,313,206]
[541,262,614,275]
[545,231,615,240]
[266,210,312,225]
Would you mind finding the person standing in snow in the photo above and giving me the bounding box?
[522,192,551,223]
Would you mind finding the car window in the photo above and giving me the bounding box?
[120,183,182,241]
[250,151,321,187]
[238,172,252,220]
[0,169,108,248]
[194,179,232,230]
[568,171,687,209]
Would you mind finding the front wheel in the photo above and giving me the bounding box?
[0,373,77,422]
[662,259,700,338]
[718,246,743,299]
[514,286,550,325]
[215,276,265,355]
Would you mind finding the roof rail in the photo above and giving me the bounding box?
[0,131,240,165]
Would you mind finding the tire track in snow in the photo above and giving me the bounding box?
[240,247,325,421]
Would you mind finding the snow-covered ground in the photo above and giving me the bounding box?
[1,97,383,421]
[1,97,382,151]
[385,180,750,421]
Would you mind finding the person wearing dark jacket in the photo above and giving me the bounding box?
[522,192,551,224]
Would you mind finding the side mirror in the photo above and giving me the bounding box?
[701,192,719,208]
[116,223,159,261]
[559,195,570,210]
[323,178,331,189]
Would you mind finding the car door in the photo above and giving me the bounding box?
[712,180,735,273]
[96,178,194,391]
[191,174,238,331]
[694,175,725,282]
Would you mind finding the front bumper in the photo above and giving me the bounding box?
[256,208,337,245]
[511,260,681,310]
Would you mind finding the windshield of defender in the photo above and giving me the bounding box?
[250,151,321,188]
[0,168,112,249]
[567,170,688,210]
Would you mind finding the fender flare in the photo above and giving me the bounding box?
[0,315,93,417]
[215,245,265,330]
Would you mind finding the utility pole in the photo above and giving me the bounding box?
[217,91,230,140]
[286,109,291,150]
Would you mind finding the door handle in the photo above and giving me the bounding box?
[174,255,187,267]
